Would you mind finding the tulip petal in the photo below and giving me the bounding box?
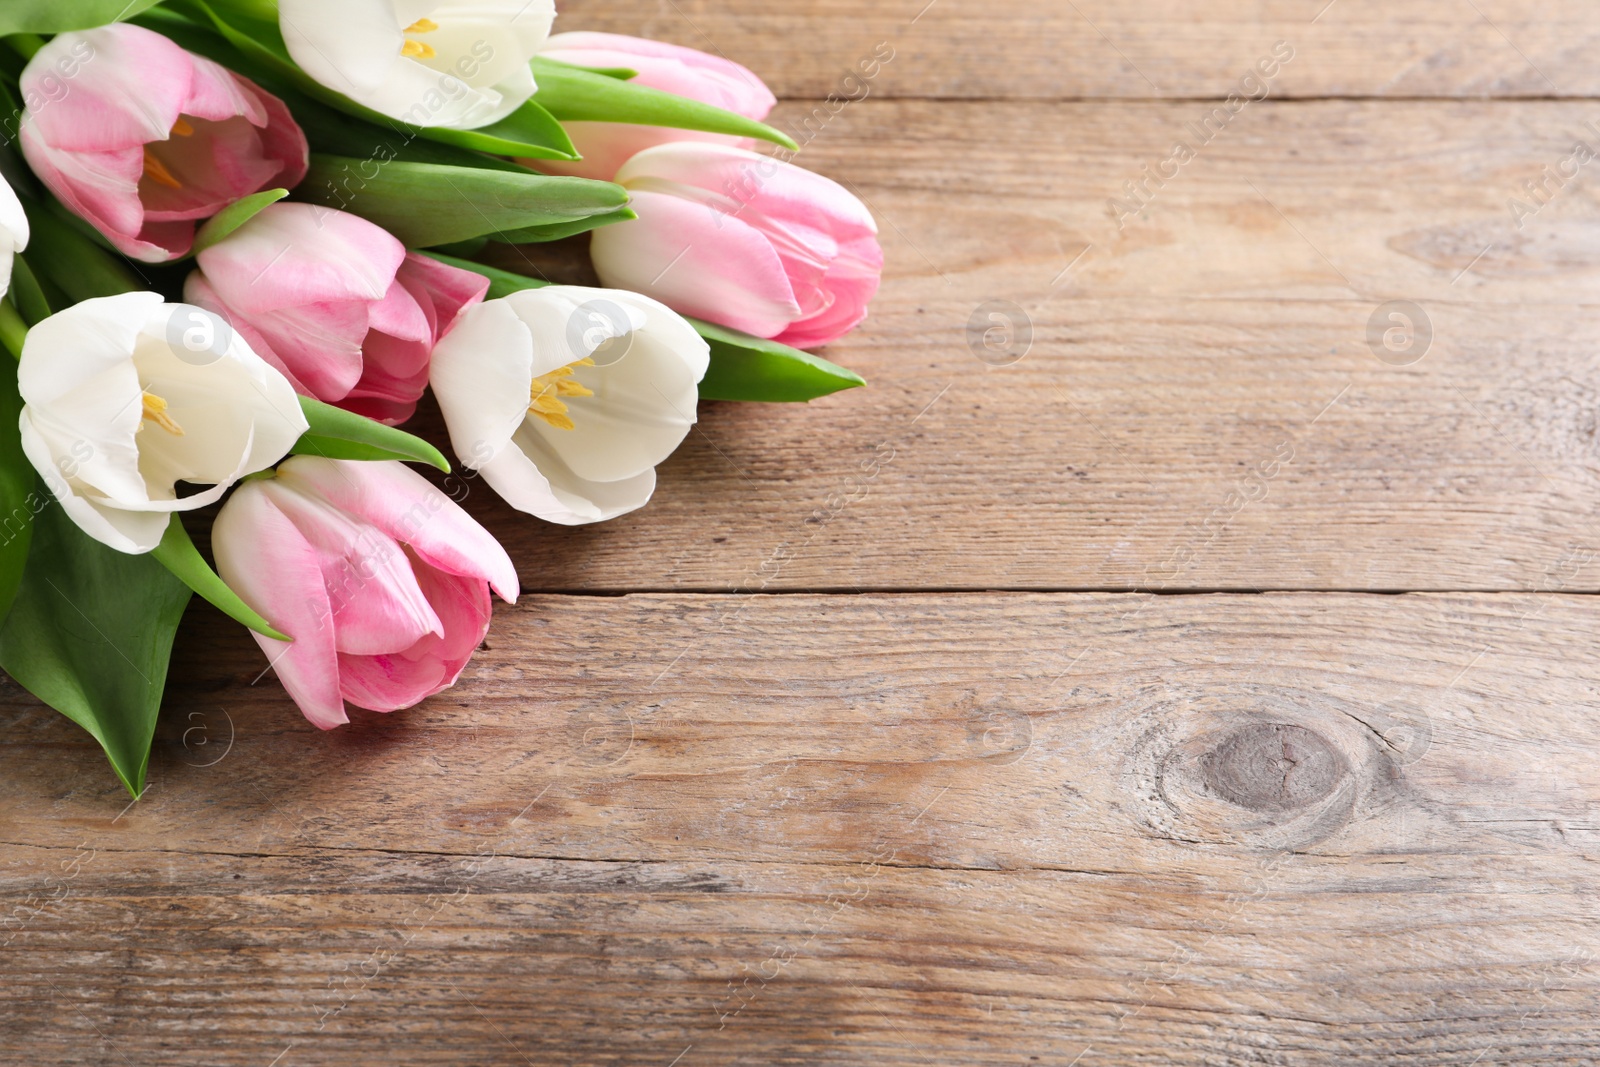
[257,476,443,656]
[396,252,490,340]
[517,286,707,485]
[21,26,191,154]
[213,481,348,728]
[197,202,404,315]
[430,296,536,468]
[478,440,657,525]
[591,188,801,339]
[337,551,492,712]
[275,457,519,603]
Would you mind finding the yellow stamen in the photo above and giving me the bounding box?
[401,39,438,59]
[404,18,439,33]
[528,358,595,431]
[142,149,182,190]
[140,391,184,436]
[170,117,195,137]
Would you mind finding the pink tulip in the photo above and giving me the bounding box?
[531,32,776,181]
[18,24,308,263]
[185,202,489,425]
[590,143,882,349]
[214,457,519,730]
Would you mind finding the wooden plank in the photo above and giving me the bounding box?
[444,98,1600,593]
[3,591,1599,1063]
[554,0,1600,100]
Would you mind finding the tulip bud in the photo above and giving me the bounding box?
[429,285,709,524]
[185,203,489,425]
[590,143,882,350]
[18,24,308,263]
[213,457,519,729]
[17,292,309,554]
[530,32,776,181]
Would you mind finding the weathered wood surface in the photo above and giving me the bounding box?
[559,0,1600,99]
[448,98,1600,594]
[10,2,1600,1065]
[4,593,1600,1064]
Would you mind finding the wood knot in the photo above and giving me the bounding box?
[1198,723,1347,814]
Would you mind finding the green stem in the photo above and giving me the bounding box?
[0,299,26,359]
[5,34,46,61]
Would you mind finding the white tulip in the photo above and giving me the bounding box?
[17,292,309,554]
[279,0,556,130]
[430,286,709,525]
[0,173,28,304]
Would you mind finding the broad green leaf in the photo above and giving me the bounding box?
[0,354,35,623]
[177,1,578,159]
[490,207,636,245]
[25,202,143,301]
[294,396,450,472]
[299,155,630,248]
[191,188,288,253]
[530,57,799,150]
[8,256,52,326]
[0,0,166,34]
[423,254,867,402]
[693,320,866,402]
[150,513,290,641]
[0,498,192,797]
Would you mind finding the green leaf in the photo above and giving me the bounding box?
[422,254,868,402]
[415,99,578,161]
[0,499,192,797]
[25,202,144,300]
[693,320,866,402]
[0,357,35,623]
[490,207,636,245]
[150,513,290,642]
[530,57,798,151]
[176,1,578,159]
[0,0,166,34]
[298,155,630,248]
[8,256,53,326]
[191,188,288,253]
[293,396,450,472]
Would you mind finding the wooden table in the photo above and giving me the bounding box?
[7,2,1600,1063]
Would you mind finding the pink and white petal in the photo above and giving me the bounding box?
[336,554,492,712]
[241,78,310,187]
[590,189,800,338]
[182,273,314,396]
[212,482,348,729]
[276,457,519,603]
[21,25,191,153]
[197,202,403,315]
[620,143,876,241]
[247,300,370,402]
[19,137,146,251]
[395,253,490,341]
[180,54,269,125]
[543,33,774,118]
[366,278,431,343]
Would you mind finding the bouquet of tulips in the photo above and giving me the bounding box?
[0,0,882,795]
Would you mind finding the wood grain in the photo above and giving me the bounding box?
[443,98,1600,594]
[3,592,1599,1064]
[555,0,1600,100]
